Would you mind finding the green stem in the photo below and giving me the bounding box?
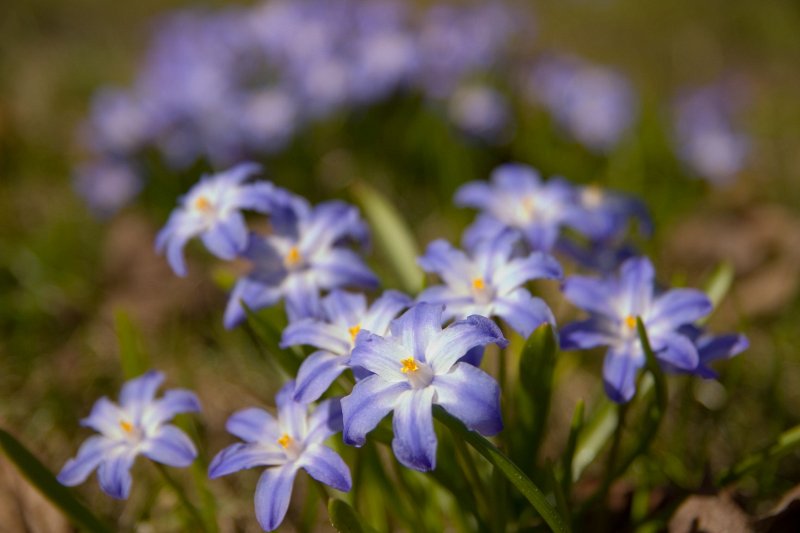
[718,424,800,485]
[154,463,209,532]
[434,407,570,533]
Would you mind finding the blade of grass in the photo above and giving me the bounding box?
[717,423,800,485]
[328,498,380,533]
[115,310,150,379]
[561,400,584,498]
[0,428,112,533]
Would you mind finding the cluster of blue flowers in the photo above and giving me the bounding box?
[59,161,747,531]
[73,1,753,217]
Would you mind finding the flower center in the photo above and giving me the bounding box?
[582,185,604,208]
[470,276,493,305]
[624,315,637,330]
[277,434,292,449]
[471,277,485,291]
[284,246,302,269]
[348,324,361,343]
[194,195,213,213]
[400,357,434,389]
[400,358,419,374]
[120,420,134,433]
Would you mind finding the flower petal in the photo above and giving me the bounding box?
[254,464,299,532]
[57,436,116,486]
[559,318,615,350]
[300,444,351,492]
[293,351,348,404]
[493,289,555,339]
[392,388,437,472]
[226,407,281,443]
[656,333,700,371]
[81,397,125,435]
[389,303,444,360]
[300,201,365,252]
[141,389,201,430]
[350,332,411,382]
[119,370,164,416]
[208,443,285,479]
[649,289,713,331]
[141,425,198,467]
[492,252,562,295]
[417,240,474,290]
[342,375,408,447]
[283,273,322,323]
[312,248,379,291]
[97,448,137,500]
[306,398,343,444]
[561,275,616,317]
[426,315,507,373]
[617,257,655,315]
[603,344,644,404]
[433,363,502,436]
[223,276,283,329]
[280,319,349,354]
[201,211,248,260]
[360,290,413,335]
[321,290,367,328]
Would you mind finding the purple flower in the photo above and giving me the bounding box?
[281,290,412,403]
[57,371,200,499]
[560,257,713,403]
[448,84,512,142]
[223,193,378,328]
[455,163,581,252]
[73,160,143,219]
[417,230,561,338]
[342,303,508,471]
[209,382,351,532]
[673,83,750,185]
[527,56,637,152]
[156,163,275,277]
[675,325,748,379]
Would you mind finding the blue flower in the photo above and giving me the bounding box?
[281,290,412,404]
[223,194,378,328]
[341,303,508,471]
[675,325,749,379]
[73,160,143,219]
[156,163,275,277]
[209,382,351,532]
[57,371,201,499]
[560,257,713,403]
[455,163,581,252]
[417,230,561,338]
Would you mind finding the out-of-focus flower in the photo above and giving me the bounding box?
[57,371,200,499]
[528,56,637,152]
[675,325,748,378]
[73,160,143,218]
[456,163,581,252]
[209,382,350,532]
[156,163,274,277]
[281,290,412,403]
[673,83,750,185]
[224,193,378,328]
[448,84,512,142]
[342,303,507,471]
[417,230,561,338]
[560,257,712,403]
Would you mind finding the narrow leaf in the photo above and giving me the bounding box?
[718,424,800,486]
[351,181,423,293]
[114,310,150,379]
[562,400,584,495]
[703,261,735,311]
[573,399,618,482]
[516,323,558,467]
[0,428,111,533]
[328,498,380,533]
[434,407,571,533]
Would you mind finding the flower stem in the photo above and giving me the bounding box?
[154,462,210,532]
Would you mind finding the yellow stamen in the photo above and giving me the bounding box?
[400,358,419,374]
[194,196,212,212]
[285,246,301,267]
[624,315,637,329]
[348,324,361,342]
[277,434,292,449]
[472,277,486,290]
[582,185,604,208]
[120,420,134,433]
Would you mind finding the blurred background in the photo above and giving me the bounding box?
[2,0,800,530]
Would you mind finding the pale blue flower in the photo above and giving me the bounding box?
[209,381,350,532]
[342,303,507,471]
[57,371,200,499]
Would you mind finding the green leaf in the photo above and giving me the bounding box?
[434,407,571,533]
[561,400,584,496]
[350,181,423,293]
[114,310,150,379]
[328,498,380,533]
[573,399,618,482]
[516,323,558,467]
[718,423,800,486]
[0,428,111,533]
[703,261,735,311]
